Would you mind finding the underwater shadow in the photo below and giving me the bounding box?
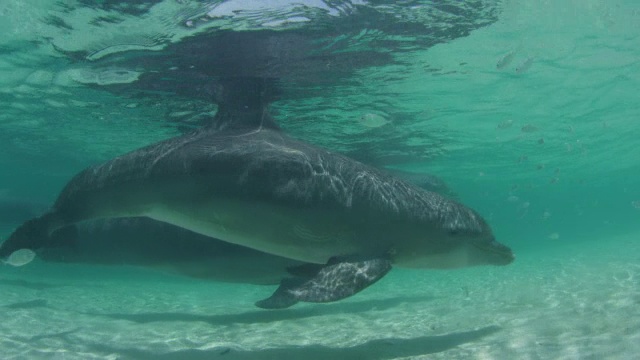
[88,325,500,360]
[91,295,434,325]
[3,298,48,309]
[0,277,64,290]
[9,327,82,344]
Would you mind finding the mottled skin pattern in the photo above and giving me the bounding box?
[256,258,392,308]
[291,259,392,302]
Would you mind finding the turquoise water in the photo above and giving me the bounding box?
[1,1,639,359]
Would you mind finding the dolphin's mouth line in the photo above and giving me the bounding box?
[471,243,515,260]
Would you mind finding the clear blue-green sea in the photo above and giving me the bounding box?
[1,1,639,359]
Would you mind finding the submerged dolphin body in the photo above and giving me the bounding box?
[37,170,456,284]
[41,217,305,285]
[0,108,514,308]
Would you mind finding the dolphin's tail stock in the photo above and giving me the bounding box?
[0,212,76,267]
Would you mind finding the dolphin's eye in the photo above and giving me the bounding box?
[448,229,461,236]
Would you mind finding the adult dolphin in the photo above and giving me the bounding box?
[3,174,454,286]
[32,169,455,286]
[0,95,514,309]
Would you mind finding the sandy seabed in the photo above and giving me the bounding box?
[1,233,638,360]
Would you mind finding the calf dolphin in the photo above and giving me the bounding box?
[40,217,305,285]
[0,104,513,308]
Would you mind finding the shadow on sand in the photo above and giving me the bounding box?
[0,277,64,290]
[88,295,435,325]
[86,325,500,360]
[3,298,48,309]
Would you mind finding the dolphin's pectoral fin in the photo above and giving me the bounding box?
[254,278,305,309]
[255,257,392,309]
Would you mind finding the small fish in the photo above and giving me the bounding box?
[521,124,538,133]
[497,119,513,129]
[3,249,36,267]
[358,113,390,128]
[632,200,640,209]
[515,57,535,74]
[496,51,516,69]
[548,233,560,240]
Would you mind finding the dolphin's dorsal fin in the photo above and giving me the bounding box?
[207,77,281,131]
[208,106,280,131]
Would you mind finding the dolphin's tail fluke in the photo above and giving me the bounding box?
[0,212,71,266]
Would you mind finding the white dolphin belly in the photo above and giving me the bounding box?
[144,199,358,264]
